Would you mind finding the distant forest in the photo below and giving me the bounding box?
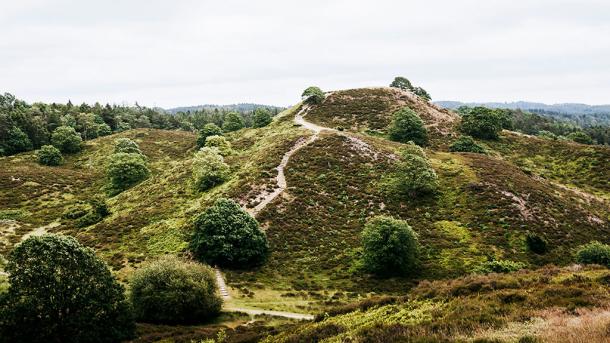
[0,92,281,157]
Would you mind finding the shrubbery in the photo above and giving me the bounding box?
[525,233,548,254]
[204,135,232,156]
[388,107,427,146]
[51,126,83,153]
[3,127,32,155]
[0,234,134,343]
[37,145,63,166]
[253,108,272,128]
[576,241,610,267]
[361,216,419,277]
[476,259,526,274]
[130,256,221,324]
[302,86,325,105]
[192,147,230,191]
[459,107,503,140]
[114,137,142,154]
[449,136,486,154]
[222,112,245,132]
[190,198,268,267]
[395,144,438,196]
[197,123,223,148]
[389,76,432,101]
[106,152,150,193]
[567,131,594,145]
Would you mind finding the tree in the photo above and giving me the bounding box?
[37,145,63,166]
[459,107,503,140]
[114,137,142,154]
[130,256,221,324]
[388,107,428,146]
[197,123,223,148]
[5,127,32,154]
[0,234,134,343]
[96,123,112,136]
[576,241,610,267]
[389,77,413,91]
[192,147,230,191]
[253,108,272,128]
[301,86,325,105]
[567,131,594,145]
[190,198,268,267]
[395,145,438,196]
[51,125,83,153]
[361,216,419,277]
[449,136,486,154]
[204,135,232,156]
[412,86,431,101]
[106,152,150,192]
[222,112,245,132]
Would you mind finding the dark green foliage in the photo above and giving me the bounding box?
[37,145,63,166]
[222,112,245,132]
[412,86,431,101]
[51,125,83,153]
[301,86,325,105]
[190,198,268,267]
[106,152,150,193]
[361,216,419,277]
[196,123,223,148]
[114,137,142,154]
[130,256,221,324]
[476,259,527,274]
[449,136,486,154]
[567,131,594,145]
[388,107,428,146]
[389,76,413,91]
[459,107,503,140]
[576,241,610,267]
[4,127,32,155]
[395,145,438,196]
[0,234,134,343]
[525,233,548,254]
[192,147,230,191]
[253,108,273,128]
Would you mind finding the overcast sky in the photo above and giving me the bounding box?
[1,0,609,108]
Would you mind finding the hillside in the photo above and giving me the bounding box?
[1,87,610,342]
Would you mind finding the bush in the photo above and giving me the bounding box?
[130,256,221,324]
[576,241,610,267]
[106,152,150,192]
[301,86,325,105]
[190,198,268,267]
[389,76,413,91]
[412,86,431,101]
[361,216,419,277]
[537,130,557,140]
[97,123,112,136]
[51,126,82,153]
[567,131,594,145]
[37,145,63,166]
[459,107,503,140]
[395,145,438,196]
[4,127,32,155]
[197,123,223,148]
[388,107,428,146]
[525,233,548,254]
[253,108,273,128]
[204,135,232,156]
[114,137,142,154]
[222,112,245,132]
[476,259,526,274]
[0,234,134,343]
[192,147,230,191]
[449,136,486,154]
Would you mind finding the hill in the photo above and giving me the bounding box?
[1,86,609,342]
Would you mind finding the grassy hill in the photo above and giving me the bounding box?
[1,87,609,342]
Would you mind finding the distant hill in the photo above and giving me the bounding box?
[163,103,285,114]
[435,100,610,126]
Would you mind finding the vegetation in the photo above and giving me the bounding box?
[449,135,486,153]
[301,86,325,104]
[37,144,63,166]
[106,152,150,193]
[526,232,548,254]
[114,137,142,154]
[51,125,83,153]
[190,198,268,267]
[576,241,610,267]
[389,76,432,100]
[459,106,503,139]
[567,131,594,144]
[388,107,428,146]
[253,107,273,128]
[192,147,230,191]
[130,256,221,324]
[204,135,232,156]
[196,123,223,148]
[0,234,134,343]
[476,259,527,274]
[395,144,438,196]
[361,216,419,277]
[222,111,245,132]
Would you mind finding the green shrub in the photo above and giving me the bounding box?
[361,216,419,277]
[0,234,134,343]
[449,136,486,154]
[567,131,594,145]
[192,147,230,191]
[130,256,221,324]
[114,137,142,154]
[51,126,83,153]
[106,152,150,193]
[576,241,610,267]
[302,86,325,105]
[389,76,413,91]
[222,112,245,132]
[204,135,232,156]
[37,145,63,166]
[196,123,223,148]
[190,198,268,267]
[525,233,548,254]
[476,259,526,274]
[4,127,32,155]
[63,197,110,227]
[96,123,112,136]
[253,108,273,128]
[62,203,90,219]
[537,130,557,140]
[412,86,431,101]
[395,145,438,196]
[459,107,503,140]
[388,107,428,146]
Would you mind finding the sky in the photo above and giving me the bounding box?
[1,0,609,108]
